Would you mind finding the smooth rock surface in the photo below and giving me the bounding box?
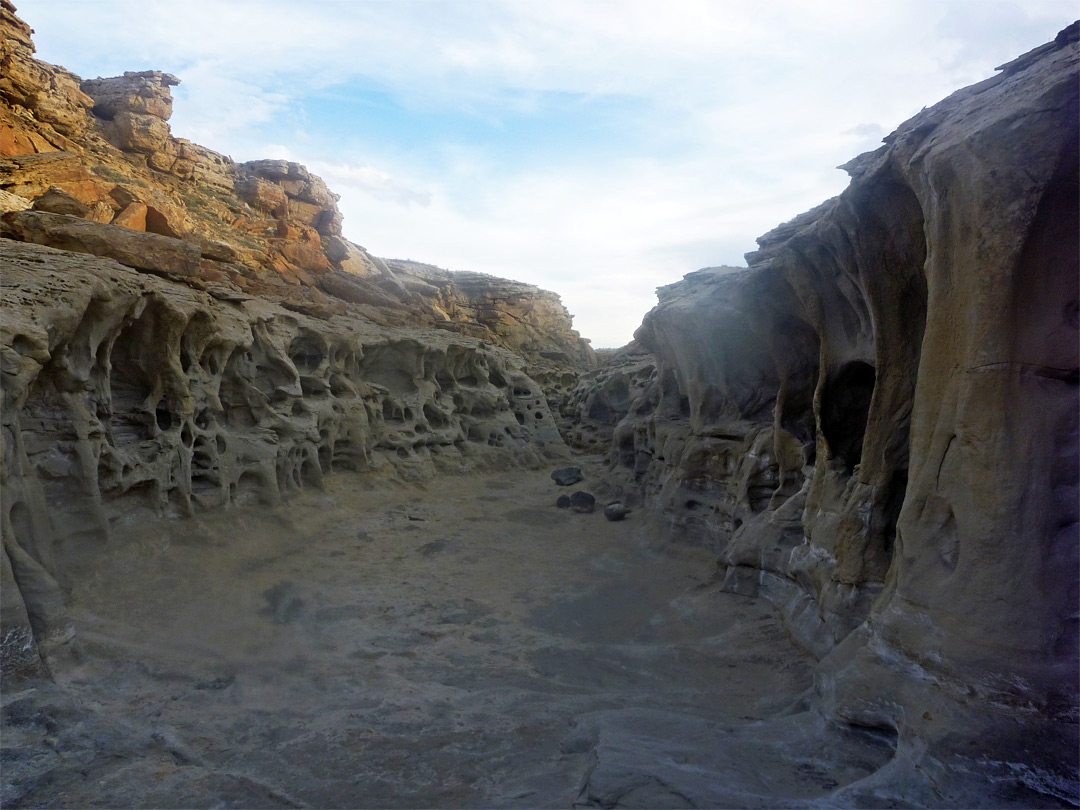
[603,25,1079,806]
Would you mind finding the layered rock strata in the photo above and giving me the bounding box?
[0,1,593,367]
[603,24,1078,804]
[388,259,597,421]
[2,0,1077,804]
[388,259,595,368]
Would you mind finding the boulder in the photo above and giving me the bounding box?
[1,209,201,276]
[551,466,584,486]
[31,185,87,217]
[185,233,240,263]
[569,491,595,514]
[111,201,146,230]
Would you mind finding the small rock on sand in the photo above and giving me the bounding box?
[604,502,629,521]
[569,491,595,513]
[551,466,584,486]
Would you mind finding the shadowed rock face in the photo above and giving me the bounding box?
[601,24,1079,804]
[0,240,567,677]
[0,2,596,681]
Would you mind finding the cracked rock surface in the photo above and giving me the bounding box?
[3,464,856,809]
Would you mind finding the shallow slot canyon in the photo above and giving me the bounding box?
[3,459,895,809]
[1,8,1076,807]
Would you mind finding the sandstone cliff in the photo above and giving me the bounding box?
[0,0,593,361]
[597,23,1079,805]
[0,1,589,680]
[388,260,595,367]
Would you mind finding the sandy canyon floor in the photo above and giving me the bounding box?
[3,457,896,808]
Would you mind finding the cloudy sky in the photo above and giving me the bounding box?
[20,1,1075,347]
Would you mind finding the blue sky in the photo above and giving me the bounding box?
[20,0,1076,347]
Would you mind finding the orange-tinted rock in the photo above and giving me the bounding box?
[0,0,595,388]
[273,239,332,275]
[275,219,321,244]
[111,201,147,230]
[2,209,201,276]
[1,120,43,155]
[0,152,107,209]
[1,2,92,144]
[235,175,287,216]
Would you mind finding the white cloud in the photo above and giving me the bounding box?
[310,161,433,208]
[19,0,1077,346]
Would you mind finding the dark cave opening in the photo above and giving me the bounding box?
[820,361,876,474]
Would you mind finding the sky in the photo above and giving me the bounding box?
[19,1,1076,347]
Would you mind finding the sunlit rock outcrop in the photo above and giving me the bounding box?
[0,1,593,369]
[389,259,595,366]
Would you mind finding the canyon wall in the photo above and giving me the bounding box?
[0,239,567,678]
[0,2,588,679]
[597,24,1078,804]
